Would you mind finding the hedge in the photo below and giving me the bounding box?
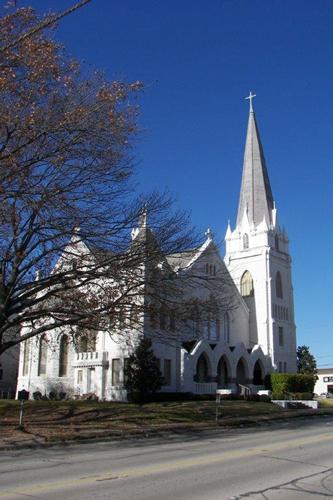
[271,373,316,394]
[271,392,313,401]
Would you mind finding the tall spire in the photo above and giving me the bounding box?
[236,94,274,228]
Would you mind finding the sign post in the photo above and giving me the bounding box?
[215,390,223,423]
[17,390,29,430]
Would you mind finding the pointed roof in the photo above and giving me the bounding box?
[236,98,274,228]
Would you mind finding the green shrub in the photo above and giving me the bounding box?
[259,394,271,403]
[271,373,316,394]
[271,391,313,401]
[32,391,42,400]
[293,392,313,401]
[271,392,285,400]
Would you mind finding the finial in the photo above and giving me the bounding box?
[205,228,213,241]
[245,91,256,112]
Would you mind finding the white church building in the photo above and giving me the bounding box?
[16,99,297,400]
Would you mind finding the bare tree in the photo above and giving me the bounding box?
[0,7,237,356]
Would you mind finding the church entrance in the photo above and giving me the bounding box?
[253,360,264,385]
[196,353,209,383]
[217,356,229,388]
[236,358,247,386]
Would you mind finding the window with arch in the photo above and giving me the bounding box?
[77,327,97,352]
[22,340,30,376]
[276,271,283,298]
[275,234,279,251]
[240,270,254,297]
[78,336,88,352]
[38,335,48,376]
[223,312,230,343]
[243,233,249,249]
[59,335,70,377]
[170,310,176,332]
[215,316,220,341]
[159,307,166,330]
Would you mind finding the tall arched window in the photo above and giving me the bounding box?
[275,234,279,251]
[59,335,69,377]
[243,233,249,249]
[159,307,166,330]
[240,271,254,297]
[223,312,230,343]
[276,271,283,298]
[215,316,220,341]
[22,340,30,376]
[38,335,48,376]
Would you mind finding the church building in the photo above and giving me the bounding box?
[16,98,297,400]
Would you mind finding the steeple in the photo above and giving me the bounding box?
[236,94,274,228]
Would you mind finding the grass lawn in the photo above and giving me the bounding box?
[0,399,285,444]
[318,398,333,408]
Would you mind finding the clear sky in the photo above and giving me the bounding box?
[13,0,333,366]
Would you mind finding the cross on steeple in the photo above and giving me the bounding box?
[245,91,256,112]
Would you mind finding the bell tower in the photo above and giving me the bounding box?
[225,94,297,373]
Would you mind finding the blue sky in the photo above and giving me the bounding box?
[14,0,333,365]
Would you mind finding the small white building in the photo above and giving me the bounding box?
[314,369,333,396]
[16,100,297,401]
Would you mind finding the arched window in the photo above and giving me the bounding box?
[240,271,254,297]
[79,336,88,352]
[243,233,249,249]
[170,310,176,332]
[223,312,230,343]
[276,271,283,298]
[159,308,166,330]
[77,329,96,352]
[275,234,279,251]
[22,340,30,376]
[206,311,211,339]
[38,335,48,376]
[59,335,70,377]
[215,316,220,341]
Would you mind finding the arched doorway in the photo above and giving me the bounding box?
[217,356,229,388]
[236,358,247,385]
[253,360,264,385]
[196,353,209,383]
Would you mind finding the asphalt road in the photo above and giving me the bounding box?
[1,417,333,499]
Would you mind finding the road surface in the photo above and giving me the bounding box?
[1,416,333,499]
